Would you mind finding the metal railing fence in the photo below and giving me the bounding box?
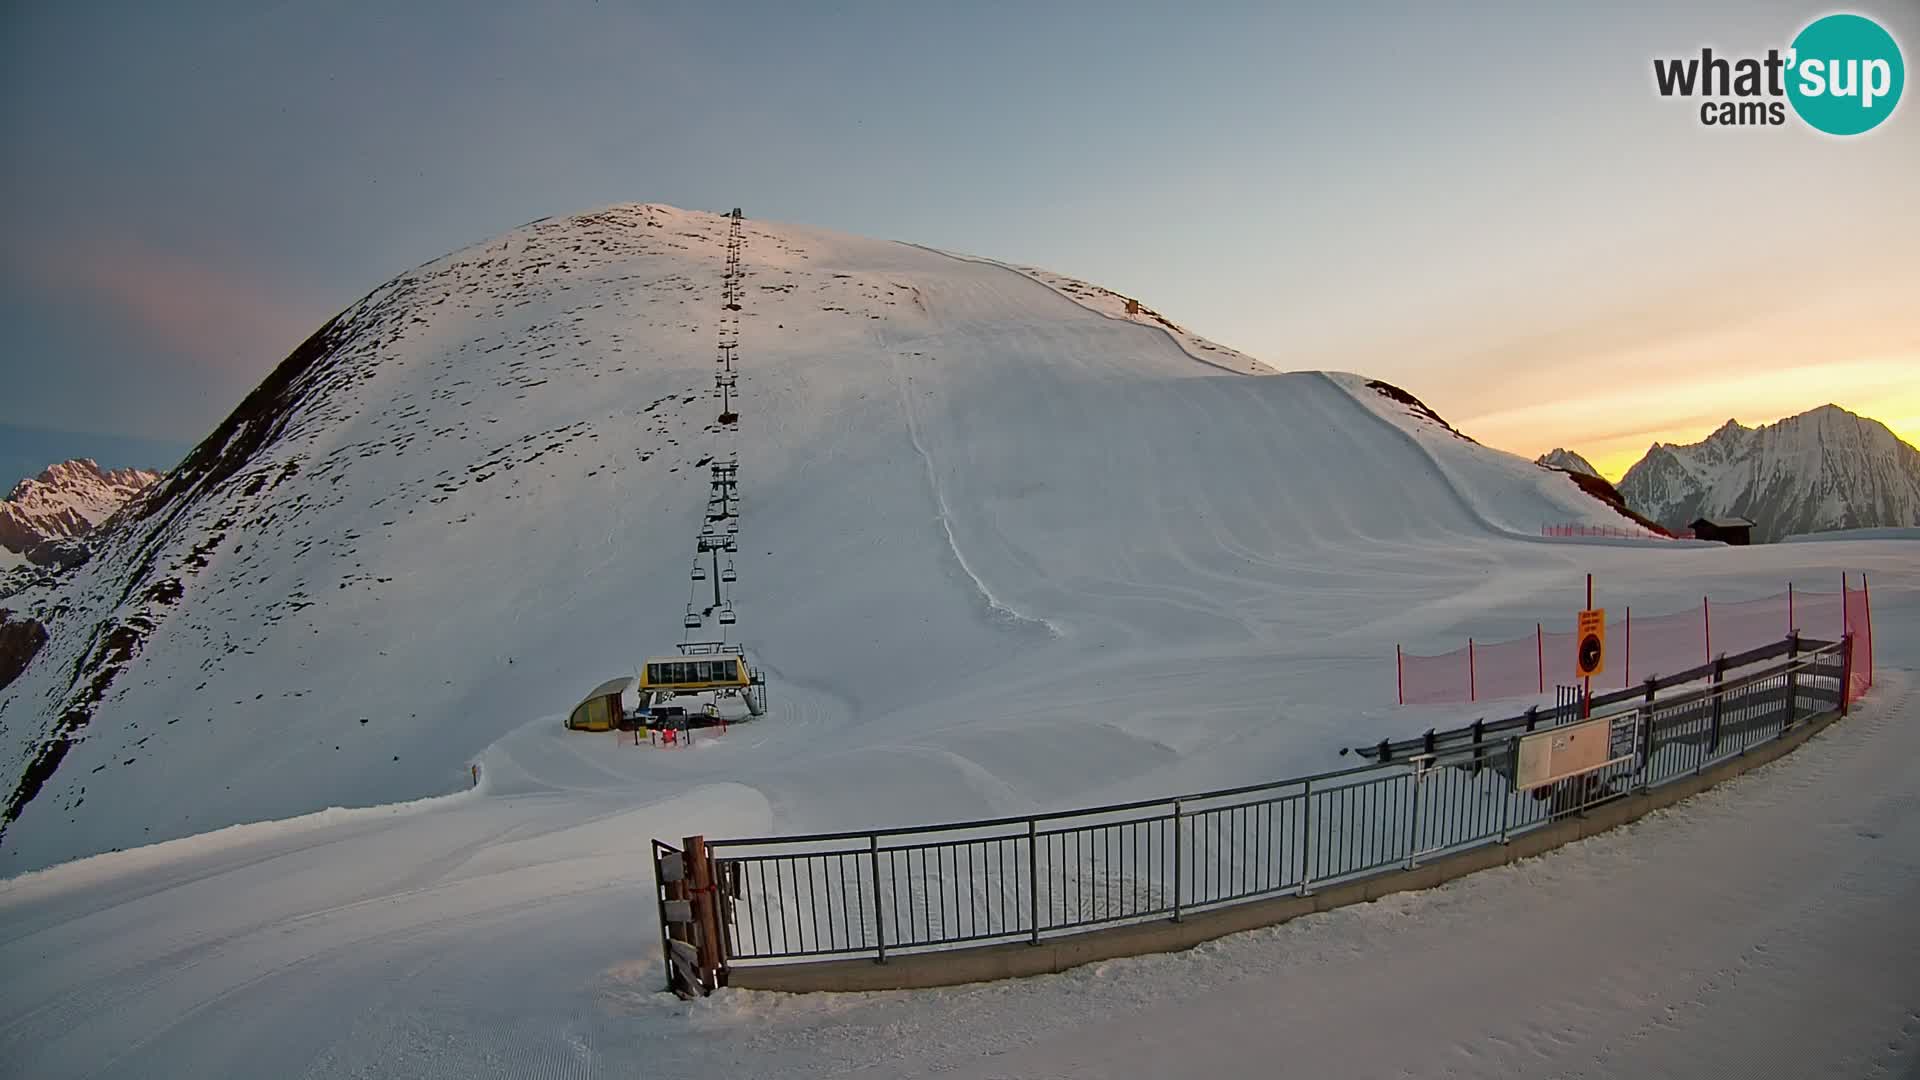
[693,637,1851,970]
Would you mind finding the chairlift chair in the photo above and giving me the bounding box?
[691,560,707,581]
[683,610,702,629]
[718,605,737,626]
[721,562,737,583]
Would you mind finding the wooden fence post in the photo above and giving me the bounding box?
[685,835,723,991]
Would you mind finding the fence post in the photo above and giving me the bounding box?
[1470,719,1485,776]
[869,833,886,964]
[1840,632,1854,715]
[1027,818,1040,945]
[1171,799,1184,922]
[685,835,721,990]
[1298,781,1313,896]
[1468,639,1477,702]
[1499,738,1517,842]
[1706,655,1725,761]
[1702,596,1711,667]
[1783,631,1800,734]
[1639,679,1658,791]
[1404,768,1421,869]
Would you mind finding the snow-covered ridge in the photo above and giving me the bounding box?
[1618,405,1920,542]
[0,459,162,560]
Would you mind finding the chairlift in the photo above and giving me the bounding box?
[721,561,737,583]
[683,609,702,629]
[717,605,737,626]
[691,560,707,581]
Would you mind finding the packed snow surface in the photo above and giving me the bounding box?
[0,206,1912,1077]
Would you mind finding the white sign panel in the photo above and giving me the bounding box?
[1514,716,1613,789]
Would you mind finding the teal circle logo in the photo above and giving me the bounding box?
[1787,14,1905,135]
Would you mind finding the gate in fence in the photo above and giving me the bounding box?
[653,636,1855,990]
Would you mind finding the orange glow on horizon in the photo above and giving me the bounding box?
[1461,356,1920,483]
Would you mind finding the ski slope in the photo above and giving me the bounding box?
[0,205,1912,1077]
[3,205,1641,872]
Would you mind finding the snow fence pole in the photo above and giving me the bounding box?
[1396,644,1403,706]
[1536,623,1544,694]
[1468,639,1477,703]
[1788,581,1795,637]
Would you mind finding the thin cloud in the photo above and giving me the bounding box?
[26,237,321,378]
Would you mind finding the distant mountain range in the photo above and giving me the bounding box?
[0,459,163,566]
[1535,448,1600,477]
[1596,406,1920,542]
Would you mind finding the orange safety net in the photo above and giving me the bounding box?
[1397,579,1873,706]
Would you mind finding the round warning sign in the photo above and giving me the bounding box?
[1576,608,1607,677]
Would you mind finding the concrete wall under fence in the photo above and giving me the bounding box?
[726,703,1849,993]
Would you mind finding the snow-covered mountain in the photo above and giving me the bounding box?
[0,459,162,564]
[1618,406,1920,542]
[0,203,1654,872]
[1536,447,1599,477]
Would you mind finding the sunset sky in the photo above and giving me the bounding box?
[3,1,1917,482]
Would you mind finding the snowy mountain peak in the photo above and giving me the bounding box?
[1535,448,1600,477]
[0,458,162,561]
[1619,405,1920,542]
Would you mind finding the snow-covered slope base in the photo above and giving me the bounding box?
[3,205,1659,873]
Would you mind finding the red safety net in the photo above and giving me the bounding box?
[1396,580,1875,706]
[1845,577,1874,703]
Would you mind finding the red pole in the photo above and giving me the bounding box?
[1703,596,1712,664]
[1584,574,1594,717]
[1468,639,1477,702]
[1536,622,1544,693]
[1396,644,1404,705]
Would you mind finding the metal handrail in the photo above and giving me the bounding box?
[687,638,1854,970]
[1356,634,1832,761]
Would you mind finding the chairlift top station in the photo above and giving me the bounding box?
[566,207,768,731]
